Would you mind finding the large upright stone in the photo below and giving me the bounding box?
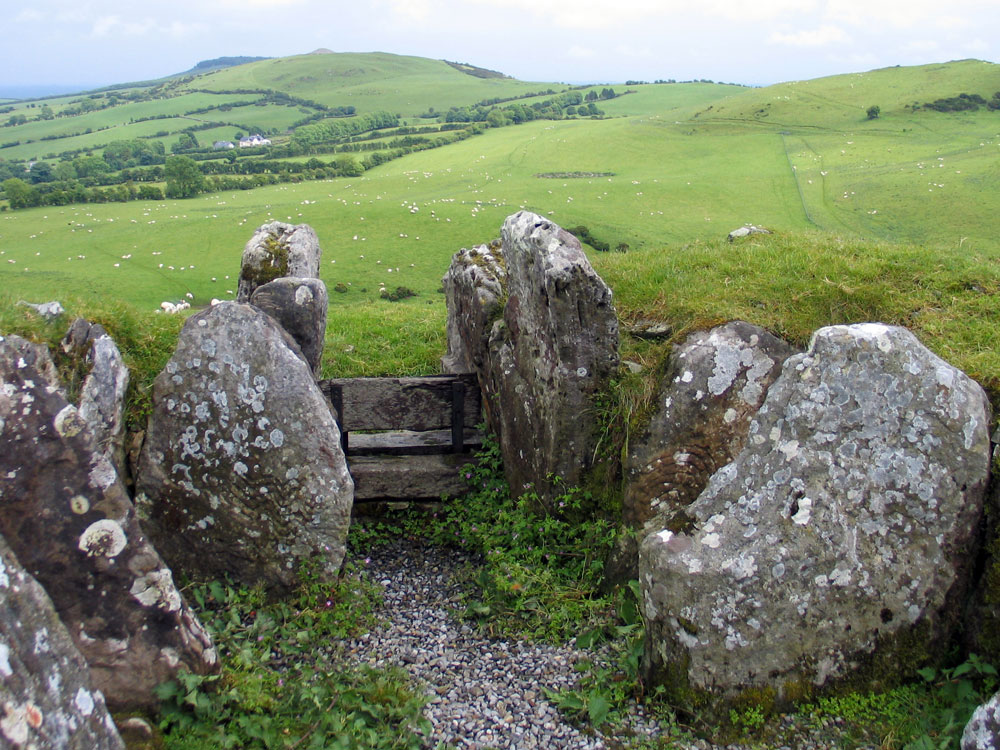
[606,322,795,584]
[641,324,992,710]
[468,212,618,502]
[237,222,322,303]
[78,334,130,481]
[441,242,506,374]
[0,535,125,749]
[964,691,1000,750]
[250,277,328,377]
[0,335,218,711]
[136,302,353,593]
[625,322,795,530]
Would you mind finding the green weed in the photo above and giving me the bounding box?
[157,561,429,749]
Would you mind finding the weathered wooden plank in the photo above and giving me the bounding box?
[346,429,483,456]
[319,373,480,431]
[349,453,476,500]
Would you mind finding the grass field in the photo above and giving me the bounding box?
[2,56,998,396]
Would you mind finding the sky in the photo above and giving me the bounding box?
[4,0,998,95]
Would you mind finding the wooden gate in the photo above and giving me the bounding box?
[318,373,482,503]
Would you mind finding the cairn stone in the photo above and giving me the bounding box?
[237,222,322,303]
[441,243,506,374]
[0,335,218,711]
[250,277,328,377]
[17,300,64,320]
[964,691,1000,749]
[136,302,353,594]
[727,225,772,242]
[0,534,125,750]
[443,212,618,504]
[640,323,992,710]
[606,322,795,584]
[78,334,130,482]
[61,318,108,358]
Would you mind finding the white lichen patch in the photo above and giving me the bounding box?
[53,404,86,437]
[130,569,182,612]
[88,456,118,491]
[78,519,127,559]
[74,687,95,717]
[294,285,315,305]
[1,702,30,745]
[0,644,11,677]
[70,495,90,514]
[791,497,813,525]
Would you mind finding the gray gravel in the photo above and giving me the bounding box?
[343,539,877,750]
[343,540,666,749]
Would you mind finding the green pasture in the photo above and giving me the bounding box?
[1,118,207,162]
[700,58,1000,127]
[2,58,998,392]
[184,52,563,115]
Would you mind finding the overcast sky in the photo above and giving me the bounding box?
[5,0,998,94]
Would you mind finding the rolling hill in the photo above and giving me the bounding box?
[1,54,998,388]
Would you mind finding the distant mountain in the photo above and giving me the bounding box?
[185,56,272,75]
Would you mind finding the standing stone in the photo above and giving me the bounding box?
[237,222,322,303]
[640,324,992,711]
[606,322,795,584]
[61,318,108,359]
[441,242,506,374]
[250,277,328,377]
[135,302,353,593]
[78,335,130,482]
[964,691,1000,750]
[0,534,125,750]
[0,335,218,712]
[486,212,619,502]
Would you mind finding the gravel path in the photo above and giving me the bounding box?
[343,540,664,749]
[342,539,873,750]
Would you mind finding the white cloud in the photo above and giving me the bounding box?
[465,0,820,27]
[823,0,987,30]
[92,15,155,37]
[769,25,848,47]
[15,8,45,22]
[567,45,596,59]
[899,39,940,54]
[90,14,204,38]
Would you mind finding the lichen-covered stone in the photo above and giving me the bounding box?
[640,323,992,707]
[61,318,108,359]
[964,691,1000,749]
[0,334,218,712]
[135,302,353,593]
[606,322,795,584]
[481,212,618,503]
[0,534,125,749]
[626,321,795,530]
[78,334,130,482]
[440,243,506,374]
[237,222,322,303]
[249,277,328,377]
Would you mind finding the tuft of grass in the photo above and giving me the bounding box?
[0,294,184,431]
[593,231,1000,405]
[156,560,429,750]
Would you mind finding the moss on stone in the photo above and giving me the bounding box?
[245,233,290,286]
